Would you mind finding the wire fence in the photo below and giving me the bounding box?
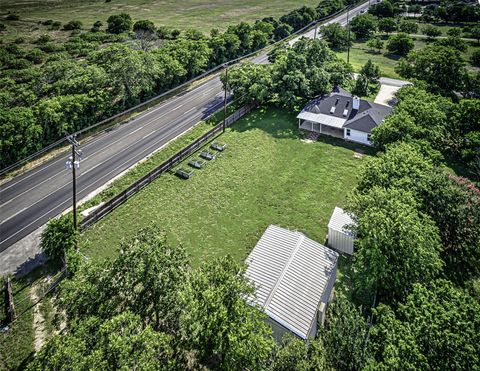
[0,2,361,177]
[79,103,257,230]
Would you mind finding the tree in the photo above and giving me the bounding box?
[422,25,442,39]
[353,59,380,96]
[320,23,351,51]
[469,25,480,44]
[350,14,378,39]
[471,49,480,67]
[273,22,293,41]
[106,13,133,34]
[271,334,327,370]
[224,62,273,105]
[91,20,102,32]
[27,312,176,370]
[348,186,443,304]
[369,280,480,369]
[386,32,414,56]
[408,4,422,17]
[398,20,418,34]
[322,296,371,370]
[40,215,78,263]
[366,37,384,53]
[160,39,212,79]
[396,45,466,94]
[369,0,396,18]
[378,17,397,34]
[447,27,462,37]
[59,226,189,334]
[179,256,275,369]
[434,36,467,52]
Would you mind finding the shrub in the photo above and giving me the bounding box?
[91,20,102,32]
[40,215,78,262]
[42,19,53,26]
[35,34,52,44]
[133,19,155,33]
[6,14,19,21]
[25,48,46,64]
[366,37,384,53]
[0,23,6,32]
[106,13,132,34]
[63,20,83,31]
[14,37,25,44]
[51,21,62,30]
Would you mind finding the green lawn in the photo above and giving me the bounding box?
[81,107,371,266]
[0,0,320,34]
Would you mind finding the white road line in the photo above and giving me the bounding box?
[142,130,157,140]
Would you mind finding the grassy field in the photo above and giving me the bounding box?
[0,0,320,34]
[81,107,371,266]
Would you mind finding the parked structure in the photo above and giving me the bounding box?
[328,207,356,255]
[297,87,392,146]
[245,225,339,341]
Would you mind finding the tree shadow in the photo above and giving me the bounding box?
[384,53,401,61]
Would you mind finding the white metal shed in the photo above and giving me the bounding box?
[246,225,339,341]
[327,207,356,255]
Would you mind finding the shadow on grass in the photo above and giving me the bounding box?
[384,53,401,61]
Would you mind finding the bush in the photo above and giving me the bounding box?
[106,13,132,34]
[42,19,53,26]
[471,49,480,67]
[0,23,6,32]
[14,37,25,44]
[387,32,414,56]
[35,34,52,44]
[6,14,19,21]
[133,19,155,33]
[40,215,78,262]
[25,48,46,64]
[91,20,102,32]
[51,21,62,30]
[366,37,384,53]
[63,20,83,31]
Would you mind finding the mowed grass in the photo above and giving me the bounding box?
[1,0,321,34]
[81,107,371,266]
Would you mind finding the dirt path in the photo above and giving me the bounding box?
[30,278,49,353]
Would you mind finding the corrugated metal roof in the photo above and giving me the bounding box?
[328,207,356,235]
[296,112,346,129]
[246,225,338,339]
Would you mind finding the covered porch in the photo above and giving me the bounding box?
[297,111,345,140]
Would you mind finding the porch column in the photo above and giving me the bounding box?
[320,123,322,134]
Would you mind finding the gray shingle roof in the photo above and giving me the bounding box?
[299,87,392,133]
[246,225,339,339]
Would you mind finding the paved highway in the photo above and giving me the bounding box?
[0,1,372,271]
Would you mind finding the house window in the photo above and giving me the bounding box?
[367,134,372,141]
[346,129,351,136]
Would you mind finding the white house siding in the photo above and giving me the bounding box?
[344,128,372,146]
[328,227,354,255]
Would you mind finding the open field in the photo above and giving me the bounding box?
[81,107,372,265]
[336,36,479,79]
[0,0,321,34]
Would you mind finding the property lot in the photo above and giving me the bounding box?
[81,107,371,265]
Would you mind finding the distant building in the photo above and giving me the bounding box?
[297,87,392,146]
[328,207,356,255]
[245,225,338,341]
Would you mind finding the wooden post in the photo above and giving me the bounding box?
[5,276,16,323]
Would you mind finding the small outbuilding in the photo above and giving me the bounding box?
[246,225,339,341]
[327,207,356,255]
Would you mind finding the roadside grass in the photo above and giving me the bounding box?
[0,263,60,370]
[79,102,239,213]
[81,106,372,266]
[1,0,321,36]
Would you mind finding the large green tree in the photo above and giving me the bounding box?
[320,23,351,51]
[350,14,378,39]
[179,255,275,369]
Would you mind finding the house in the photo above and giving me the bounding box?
[328,207,356,255]
[245,225,339,341]
[297,87,392,146]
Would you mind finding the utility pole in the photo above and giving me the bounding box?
[66,135,81,231]
[347,7,351,64]
[223,64,228,133]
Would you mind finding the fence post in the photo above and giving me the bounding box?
[4,276,16,324]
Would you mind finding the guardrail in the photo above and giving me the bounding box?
[79,103,257,230]
[0,2,364,177]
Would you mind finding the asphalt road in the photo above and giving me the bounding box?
[0,1,372,263]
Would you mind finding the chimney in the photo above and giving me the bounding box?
[353,96,360,110]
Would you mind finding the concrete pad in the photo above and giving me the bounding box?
[374,84,401,107]
[0,225,46,277]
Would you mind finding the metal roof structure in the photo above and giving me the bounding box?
[246,225,339,340]
[328,207,356,237]
[297,112,346,129]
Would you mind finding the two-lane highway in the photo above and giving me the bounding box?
[0,1,372,272]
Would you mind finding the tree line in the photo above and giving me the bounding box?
[0,0,361,170]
